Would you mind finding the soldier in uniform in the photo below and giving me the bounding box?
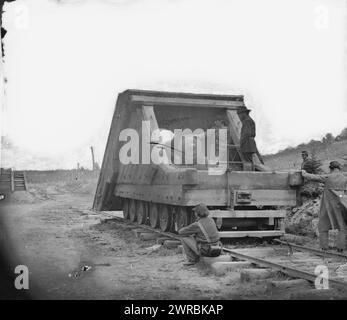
[238,108,268,172]
[302,161,347,252]
[178,204,221,266]
[301,151,313,172]
[239,108,257,164]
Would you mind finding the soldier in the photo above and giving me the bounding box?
[238,108,268,172]
[178,203,221,266]
[239,108,257,164]
[301,151,313,172]
[302,161,347,252]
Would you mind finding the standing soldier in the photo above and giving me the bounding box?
[302,161,347,252]
[239,108,257,165]
[301,151,313,172]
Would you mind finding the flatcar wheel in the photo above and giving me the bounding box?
[122,198,130,220]
[149,203,160,228]
[136,201,147,225]
[129,199,137,222]
[176,207,188,230]
[159,204,172,232]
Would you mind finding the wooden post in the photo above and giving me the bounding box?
[227,170,231,208]
[90,146,95,171]
[23,171,27,191]
[226,110,244,168]
[0,3,6,170]
[10,169,14,192]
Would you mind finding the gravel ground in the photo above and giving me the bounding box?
[0,181,321,299]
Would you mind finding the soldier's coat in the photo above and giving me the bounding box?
[304,171,347,249]
[240,115,257,154]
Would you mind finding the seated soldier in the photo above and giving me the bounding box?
[178,203,221,266]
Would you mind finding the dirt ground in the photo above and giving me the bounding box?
[0,180,310,300]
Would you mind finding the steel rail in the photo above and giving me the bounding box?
[274,239,347,260]
[102,213,347,289]
[104,215,181,240]
[222,247,347,290]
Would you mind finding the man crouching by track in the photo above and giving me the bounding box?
[178,203,222,266]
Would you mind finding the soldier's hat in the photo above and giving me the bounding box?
[329,161,342,170]
[192,203,209,217]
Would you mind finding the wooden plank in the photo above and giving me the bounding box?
[141,105,158,133]
[131,108,145,184]
[233,189,297,206]
[131,95,244,108]
[195,170,293,190]
[141,105,170,166]
[209,210,287,218]
[93,91,136,210]
[151,168,198,185]
[241,269,276,281]
[115,184,184,205]
[10,170,14,192]
[226,110,245,166]
[184,188,296,206]
[117,108,143,185]
[219,230,284,238]
[184,188,227,206]
[118,165,198,186]
[226,110,242,140]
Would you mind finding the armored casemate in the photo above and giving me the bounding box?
[93,89,303,238]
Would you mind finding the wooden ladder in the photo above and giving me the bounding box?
[0,169,27,192]
[13,171,27,191]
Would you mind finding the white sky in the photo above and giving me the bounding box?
[1,0,346,169]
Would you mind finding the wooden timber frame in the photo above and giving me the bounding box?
[93,89,246,211]
[0,168,27,193]
[93,89,302,238]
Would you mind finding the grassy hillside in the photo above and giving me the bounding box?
[263,140,347,171]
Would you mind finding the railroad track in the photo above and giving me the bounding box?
[101,211,347,290]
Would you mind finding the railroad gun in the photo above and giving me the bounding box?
[93,90,303,238]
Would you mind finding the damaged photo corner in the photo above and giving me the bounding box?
[0,0,346,308]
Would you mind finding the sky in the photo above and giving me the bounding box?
[0,0,346,169]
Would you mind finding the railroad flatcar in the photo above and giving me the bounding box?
[93,90,303,238]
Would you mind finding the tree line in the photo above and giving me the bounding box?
[268,126,347,157]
